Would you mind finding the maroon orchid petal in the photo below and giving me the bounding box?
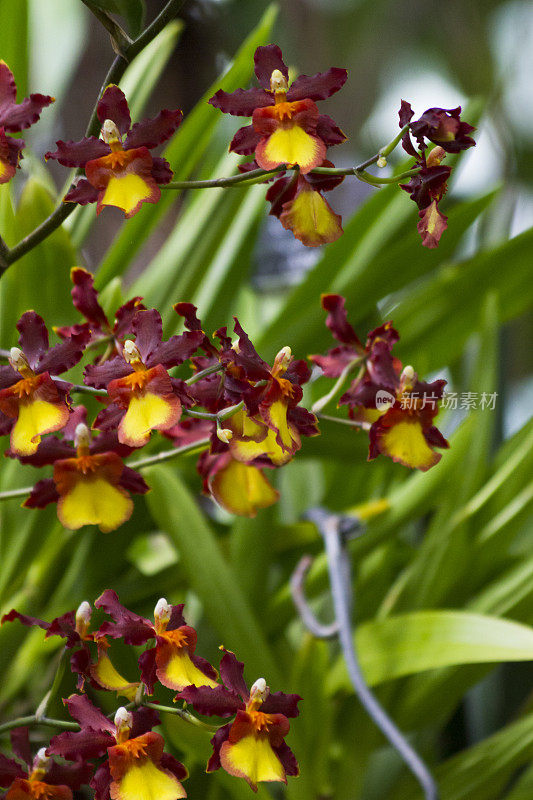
[10,728,32,767]
[288,405,319,437]
[0,128,23,183]
[266,176,297,217]
[229,124,261,155]
[160,753,188,782]
[306,159,345,193]
[0,753,26,786]
[219,649,248,699]
[223,319,271,381]
[46,610,78,646]
[65,693,116,734]
[286,359,311,387]
[424,424,449,449]
[16,311,48,369]
[287,68,348,102]
[148,330,204,370]
[44,760,93,790]
[93,403,124,434]
[84,357,132,388]
[63,178,99,206]
[417,200,448,248]
[114,297,145,338]
[91,763,111,800]
[166,604,186,630]
[45,137,110,167]
[208,87,272,117]
[119,466,150,495]
[24,478,59,508]
[0,408,12,434]
[124,109,183,150]
[321,294,362,347]
[94,590,154,645]
[273,741,299,776]
[12,436,74,466]
[410,106,476,153]
[151,156,173,185]
[206,723,232,772]
[254,44,289,89]
[69,647,91,689]
[163,417,213,447]
[96,85,131,136]
[61,406,87,440]
[178,685,242,717]
[70,268,109,330]
[316,114,347,147]
[89,431,133,459]
[37,331,90,375]
[262,691,301,718]
[47,729,114,762]
[173,302,203,331]
[130,706,160,737]
[310,345,357,378]
[1,608,49,631]
[0,364,17,389]
[0,62,53,132]
[399,99,414,127]
[132,309,162,363]
[411,378,446,400]
[138,647,157,694]
[400,164,451,209]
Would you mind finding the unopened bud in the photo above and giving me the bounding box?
[76,601,92,626]
[123,339,142,363]
[273,345,292,375]
[154,597,172,624]
[114,707,133,732]
[101,119,121,144]
[74,423,91,450]
[426,146,446,168]
[9,347,29,371]
[401,365,415,389]
[249,677,269,704]
[377,156,387,168]
[34,748,49,768]
[270,69,288,94]
[217,428,233,444]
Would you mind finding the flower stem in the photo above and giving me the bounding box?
[0,715,79,735]
[185,363,224,385]
[142,701,219,732]
[127,437,211,470]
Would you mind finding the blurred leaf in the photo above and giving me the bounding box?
[328,611,533,694]
[392,711,533,800]
[0,0,29,97]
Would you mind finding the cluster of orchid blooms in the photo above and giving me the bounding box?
[1,593,300,795]
[0,269,449,532]
[0,45,475,248]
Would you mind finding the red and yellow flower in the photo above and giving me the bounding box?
[179,649,300,792]
[0,729,91,800]
[94,591,218,694]
[0,312,88,456]
[2,601,140,699]
[209,44,347,174]
[198,449,280,517]
[45,85,182,217]
[48,696,187,800]
[265,159,344,246]
[17,408,149,532]
[0,61,54,183]
[312,294,448,470]
[84,308,203,448]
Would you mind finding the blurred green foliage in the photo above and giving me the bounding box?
[0,2,532,799]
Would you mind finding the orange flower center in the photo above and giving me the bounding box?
[270,101,295,124]
[10,376,40,398]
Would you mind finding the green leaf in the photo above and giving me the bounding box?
[144,464,281,685]
[328,611,533,694]
[392,711,533,800]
